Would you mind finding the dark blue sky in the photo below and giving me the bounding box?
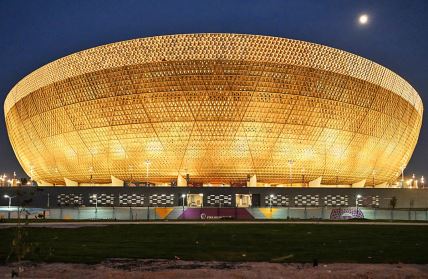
[0,0,427,178]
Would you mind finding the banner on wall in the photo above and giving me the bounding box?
[330,208,364,220]
[179,208,254,219]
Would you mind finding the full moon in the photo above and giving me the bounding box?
[359,14,369,24]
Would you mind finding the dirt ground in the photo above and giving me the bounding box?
[1,259,428,278]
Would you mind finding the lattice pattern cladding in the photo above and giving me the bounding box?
[89,194,114,206]
[119,194,144,206]
[207,194,233,206]
[294,195,320,207]
[356,195,380,207]
[4,34,423,185]
[57,194,83,206]
[265,194,289,206]
[323,195,349,206]
[149,194,174,206]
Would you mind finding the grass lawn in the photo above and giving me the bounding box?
[0,224,427,264]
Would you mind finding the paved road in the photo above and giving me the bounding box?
[1,221,428,228]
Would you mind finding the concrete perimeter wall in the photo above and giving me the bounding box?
[0,187,427,209]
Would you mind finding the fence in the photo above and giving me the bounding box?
[1,206,428,221]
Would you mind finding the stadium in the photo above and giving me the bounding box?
[4,33,423,187]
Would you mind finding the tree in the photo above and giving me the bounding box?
[390,196,397,209]
[7,187,43,276]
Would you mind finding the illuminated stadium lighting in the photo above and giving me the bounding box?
[3,34,422,187]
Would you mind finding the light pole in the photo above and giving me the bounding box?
[3,195,15,208]
[145,160,151,187]
[269,194,274,212]
[356,194,362,209]
[92,194,98,212]
[181,194,186,218]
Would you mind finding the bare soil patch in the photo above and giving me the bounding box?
[1,260,428,278]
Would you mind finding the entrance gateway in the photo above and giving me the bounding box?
[184,193,253,208]
[236,194,252,207]
[186,194,203,207]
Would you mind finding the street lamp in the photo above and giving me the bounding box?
[145,160,151,187]
[421,176,425,188]
[181,194,186,207]
[3,195,15,208]
[269,194,274,212]
[355,194,362,209]
[92,194,98,212]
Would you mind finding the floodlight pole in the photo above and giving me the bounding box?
[356,194,362,210]
[3,195,15,208]
[181,194,186,219]
[92,194,98,212]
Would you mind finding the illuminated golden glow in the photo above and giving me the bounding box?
[4,34,423,186]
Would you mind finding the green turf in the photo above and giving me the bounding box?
[1,224,427,264]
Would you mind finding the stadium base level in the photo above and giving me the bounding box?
[0,187,427,210]
[1,207,428,222]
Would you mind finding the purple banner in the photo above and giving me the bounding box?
[330,208,364,220]
[179,208,254,220]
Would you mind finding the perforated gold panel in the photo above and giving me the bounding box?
[4,34,423,186]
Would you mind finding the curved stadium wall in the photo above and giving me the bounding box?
[4,33,423,186]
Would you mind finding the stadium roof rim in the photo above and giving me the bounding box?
[4,33,423,116]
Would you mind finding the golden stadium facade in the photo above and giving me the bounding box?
[4,33,423,186]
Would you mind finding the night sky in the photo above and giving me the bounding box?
[0,0,427,179]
